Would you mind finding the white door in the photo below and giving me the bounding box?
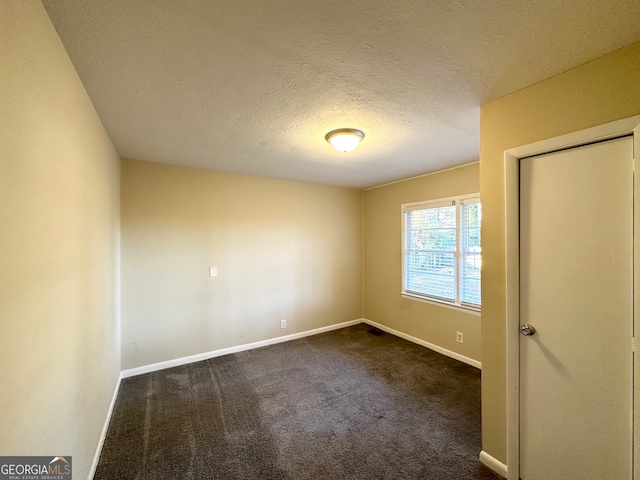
[519,136,634,480]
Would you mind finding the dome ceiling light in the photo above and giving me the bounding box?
[325,128,364,152]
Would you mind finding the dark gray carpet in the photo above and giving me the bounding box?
[95,323,501,479]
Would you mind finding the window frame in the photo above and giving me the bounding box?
[401,194,481,313]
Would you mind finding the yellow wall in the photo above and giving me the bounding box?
[480,41,640,463]
[121,159,363,369]
[363,163,481,361]
[0,1,121,478]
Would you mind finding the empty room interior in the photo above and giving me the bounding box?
[3,1,640,479]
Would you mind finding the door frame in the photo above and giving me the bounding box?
[504,114,640,480]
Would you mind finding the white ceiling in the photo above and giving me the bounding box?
[42,0,640,188]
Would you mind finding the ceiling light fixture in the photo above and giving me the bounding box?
[325,128,364,152]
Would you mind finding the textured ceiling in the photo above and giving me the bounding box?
[42,0,640,188]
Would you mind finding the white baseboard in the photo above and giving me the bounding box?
[121,318,364,379]
[479,450,508,478]
[362,319,481,369]
[88,372,123,480]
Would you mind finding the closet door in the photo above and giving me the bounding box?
[519,136,634,480]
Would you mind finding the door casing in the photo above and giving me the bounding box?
[503,114,640,480]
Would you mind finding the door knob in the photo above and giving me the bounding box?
[520,324,536,336]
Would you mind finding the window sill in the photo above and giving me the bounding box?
[400,292,481,316]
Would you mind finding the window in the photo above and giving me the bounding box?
[402,195,481,310]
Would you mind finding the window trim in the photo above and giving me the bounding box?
[400,292,481,316]
[401,193,481,312]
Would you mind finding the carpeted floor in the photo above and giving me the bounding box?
[95,323,502,479]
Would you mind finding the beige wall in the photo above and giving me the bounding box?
[480,41,640,463]
[363,163,481,361]
[121,159,362,369]
[0,1,121,478]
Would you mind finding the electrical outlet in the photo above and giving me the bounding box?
[456,332,464,343]
[280,319,286,329]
